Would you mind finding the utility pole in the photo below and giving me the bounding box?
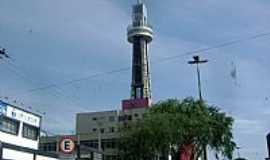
[96,118,103,152]
[188,55,208,101]
[76,134,81,160]
[188,55,208,160]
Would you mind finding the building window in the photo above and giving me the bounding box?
[92,128,97,132]
[109,116,115,122]
[47,142,56,151]
[81,140,98,149]
[134,113,139,117]
[11,111,16,117]
[23,123,39,140]
[109,127,115,133]
[118,116,125,122]
[100,128,105,134]
[92,117,97,121]
[127,115,132,121]
[40,143,56,152]
[0,116,19,135]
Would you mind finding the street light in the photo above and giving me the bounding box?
[188,55,208,101]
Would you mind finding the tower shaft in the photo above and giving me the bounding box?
[122,1,153,110]
[131,37,151,99]
[128,2,153,100]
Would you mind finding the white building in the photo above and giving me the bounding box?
[0,100,59,160]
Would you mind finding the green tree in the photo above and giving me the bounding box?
[119,98,236,160]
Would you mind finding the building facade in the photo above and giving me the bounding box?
[0,100,58,160]
[76,108,147,160]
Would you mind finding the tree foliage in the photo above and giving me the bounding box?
[119,98,236,160]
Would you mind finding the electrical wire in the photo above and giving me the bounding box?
[15,31,270,94]
[1,30,270,132]
[1,59,88,113]
[26,66,130,93]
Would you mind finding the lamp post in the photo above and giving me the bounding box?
[188,55,208,160]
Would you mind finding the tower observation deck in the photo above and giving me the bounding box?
[122,1,153,110]
[128,1,153,100]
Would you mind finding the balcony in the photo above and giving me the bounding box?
[127,24,153,43]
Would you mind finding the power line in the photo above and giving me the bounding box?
[1,59,88,113]
[1,53,97,136]
[0,58,116,136]
[0,30,268,125]
[26,66,130,93]
[153,31,270,63]
[15,31,270,94]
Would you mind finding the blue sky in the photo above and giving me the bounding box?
[0,0,270,159]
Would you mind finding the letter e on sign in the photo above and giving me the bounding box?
[59,137,76,154]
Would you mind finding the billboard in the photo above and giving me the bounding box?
[0,100,40,127]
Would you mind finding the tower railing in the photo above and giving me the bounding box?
[127,24,153,30]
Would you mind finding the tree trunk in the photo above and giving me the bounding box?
[179,144,194,160]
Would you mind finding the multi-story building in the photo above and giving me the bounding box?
[76,108,147,160]
[0,100,58,160]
